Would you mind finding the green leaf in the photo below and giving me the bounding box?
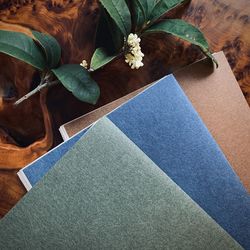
[135,0,155,20]
[103,8,125,52]
[90,48,117,70]
[132,0,147,30]
[144,19,218,67]
[52,65,100,104]
[0,30,46,70]
[149,0,188,23]
[131,0,155,30]
[99,0,131,37]
[32,30,61,69]
[132,0,187,29]
[96,8,122,54]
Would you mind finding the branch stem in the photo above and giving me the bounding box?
[14,80,58,106]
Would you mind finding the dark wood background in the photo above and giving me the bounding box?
[0,0,249,218]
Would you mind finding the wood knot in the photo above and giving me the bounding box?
[222,36,246,72]
[239,15,250,25]
[193,5,206,25]
[47,0,73,8]
[0,0,35,14]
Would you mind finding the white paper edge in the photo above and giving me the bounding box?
[17,170,32,191]
[59,125,70,141]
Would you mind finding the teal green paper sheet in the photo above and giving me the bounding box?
[0,118,242,249]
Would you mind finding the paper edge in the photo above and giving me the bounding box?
[59,125,70,141]
[17,170,32,191]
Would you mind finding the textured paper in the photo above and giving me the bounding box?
[175,52,250,191]
[107,75,250,249]
[0,118,242,249]
[18,73,250,249]
[60,52,250,192]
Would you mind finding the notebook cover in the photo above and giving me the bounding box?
[0,118,242,249]
[60,51,250,191]
[19,73,250,249]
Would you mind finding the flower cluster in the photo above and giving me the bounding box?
[125,33,144,70]
[80,60,88,69]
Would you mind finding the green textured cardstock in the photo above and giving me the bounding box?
[0,118,242,249]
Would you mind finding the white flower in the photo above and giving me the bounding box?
[80,60,88,69]
[125,33,144,70]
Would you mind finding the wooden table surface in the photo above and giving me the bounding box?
[0,0,249,218]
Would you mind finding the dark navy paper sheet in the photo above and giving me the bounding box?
[18,74,250,249]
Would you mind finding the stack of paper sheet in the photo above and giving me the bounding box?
[1,52,249,249]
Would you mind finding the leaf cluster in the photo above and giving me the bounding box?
[0,30,100,105]
[93,0,217,69]
[0,0,217,105]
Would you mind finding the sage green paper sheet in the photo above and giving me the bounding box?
[0,117,242,249]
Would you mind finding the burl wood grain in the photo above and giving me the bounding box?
[0,0,249,217]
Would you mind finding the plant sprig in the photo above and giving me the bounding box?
[0,29,100,105]
[0,0,217,106]
[97,0,218,69]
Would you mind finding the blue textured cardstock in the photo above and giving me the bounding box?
[18,74,250,249]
